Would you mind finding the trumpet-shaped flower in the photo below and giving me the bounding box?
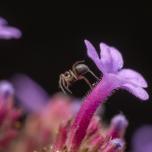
[16,40,148,152]
[68,40,149,151]
[85,40,149,100]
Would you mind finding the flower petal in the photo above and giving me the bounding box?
[122,83,149,100]
[100,43,123,72]
[0,17,8,26]
[118,69,148,88]
[84,40,103,71]
[110,46,124,71]
[99,43,112,72]
[0,27,22,39]
[12,74,49,112]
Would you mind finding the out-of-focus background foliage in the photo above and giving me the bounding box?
[0,2,151,150]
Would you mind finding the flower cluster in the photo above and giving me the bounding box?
[33,40,148,152]
[0,75,79,152]
[0,81,21,151]
[66,40,148,152]
[0,38,149,152]
[10,93,80,152]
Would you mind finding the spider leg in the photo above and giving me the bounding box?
[60,75,72,94]
[79,76,93,88]
[59,75,67,94]
[69,70,77,80]
[65,85,72,94]
[88,69,99,80]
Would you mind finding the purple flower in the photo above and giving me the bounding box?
[0,17,8,25]
[0,81,21,150]
[131,125,152,152]
[0,81,14,102]
[108,113,128,139]
[12,74,49,113]
[0,17,22,39]
[68,40,149,151]
[85,40,149,100]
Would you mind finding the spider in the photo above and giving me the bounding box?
[59,61,99,94]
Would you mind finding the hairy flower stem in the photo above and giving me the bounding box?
[69,75,120,151]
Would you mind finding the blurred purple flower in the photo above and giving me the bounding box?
[0,80,14,102]
[131,125,152,152]
[0,17,22,39]
[0,17,8,25]
[104,138,125,152]
[108,113,128,139]
[12,74,49,113]
[10,93,81,152]
[0,81,21,150]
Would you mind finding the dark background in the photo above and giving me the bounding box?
[0,2,152,150]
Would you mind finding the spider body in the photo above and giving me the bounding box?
[59,61,99,94]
